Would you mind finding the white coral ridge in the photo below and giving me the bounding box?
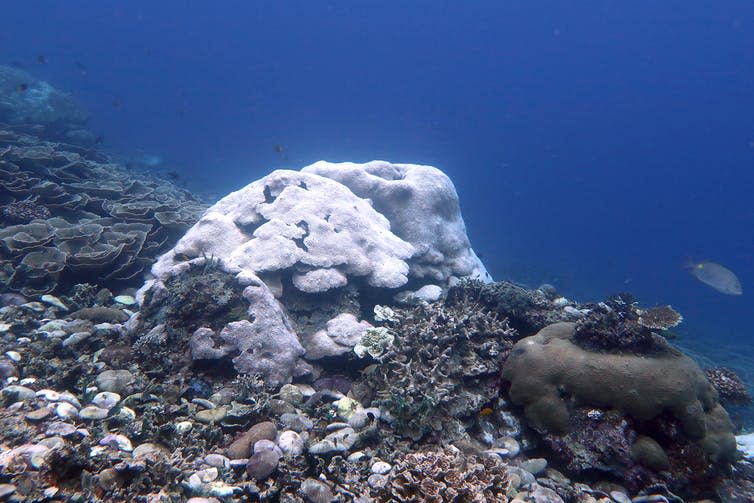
[150,160,490,292]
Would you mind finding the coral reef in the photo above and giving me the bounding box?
[0,65,92,145]
[573,293,681,353]
[1,145,751,502]
[706,367,752,405]
[0,253,751,502]
[362,291,515,441]
[502,321,737,496]
[134,161,492,389]
[444,278,575,335]
[0,128,206,295]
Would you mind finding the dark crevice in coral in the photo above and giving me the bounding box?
[293,220,309,252]
[236,218,264,237]
[191,357,238,378]
[263,185,275,204]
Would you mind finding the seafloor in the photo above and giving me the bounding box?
[1,274,753,502]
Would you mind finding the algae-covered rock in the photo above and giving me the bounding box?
[631,435,670,471]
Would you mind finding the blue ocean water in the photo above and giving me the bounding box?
[2,0,753,352]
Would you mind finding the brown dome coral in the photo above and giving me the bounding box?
[502,322,737,494]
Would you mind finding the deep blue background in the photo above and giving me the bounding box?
[2,1,753,350]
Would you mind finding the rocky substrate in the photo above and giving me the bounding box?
[0,286,752,502]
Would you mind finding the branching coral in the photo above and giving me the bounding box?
[705,367,752,405]
[574,293,680,353]
[363,295,515,441]
[446,278,567,334]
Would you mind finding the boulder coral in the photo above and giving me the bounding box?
[151,169,415,293]
[502,322,737,466]
[137,161,490,386]
[302,160,490,283]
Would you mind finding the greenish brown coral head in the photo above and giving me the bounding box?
[501,322,736,463]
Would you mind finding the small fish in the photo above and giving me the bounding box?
[15,83,28,93]
[75,61,87,76]
[37,55,47,64]
[273,144,287,160]
[688,261,742,295]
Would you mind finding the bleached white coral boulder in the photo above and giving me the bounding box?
[302,160,490,283]
[188,275,304,386]
[300,313,372,359]
[152,169,414,293]
[137,161,490,383]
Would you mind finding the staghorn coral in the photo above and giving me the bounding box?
[384,447,511,502]
[705,367,752,405]
[363,293,515,441]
